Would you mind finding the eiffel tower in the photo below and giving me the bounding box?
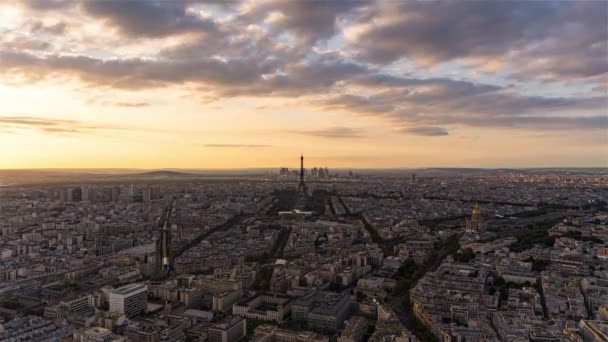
[297,154,308,195]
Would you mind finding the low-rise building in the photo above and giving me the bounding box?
[208,316,246,342]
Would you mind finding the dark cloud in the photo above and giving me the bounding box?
[348,1,607,80]
[242,0,365,44]
[0,51,270,89]
[0,48,370,100]
[350,74,502,95]
[399,126,448,136]
[204,144,271,148]
[458,115,608,131]
[289,127,363,139]
[321,74,607,132]
[82,0,220,38]
[320,94,394,114]
[0,115,125,135]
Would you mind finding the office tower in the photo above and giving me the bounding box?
[108,283,148,318]
[88,188,98,202]
[142,186,151,202]
[151,187,161,201]
[111,186,120,202]
[59,188,68,202]
[71,187,82,202]
[102,187,112,202]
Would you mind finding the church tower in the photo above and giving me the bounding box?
[465,203,486,232]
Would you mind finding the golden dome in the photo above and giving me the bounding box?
[472,203,480,215]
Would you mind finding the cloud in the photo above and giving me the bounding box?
[2,0,605,140]
[19,0,73,11]
[460,115,608,131]
[289,126,364,139]
[317,71,607,132]
[0,49,369,99]
[399,126,449,136]
[203,144,271,148]
[2,48,603,133]
[108,102,150,108]
[28,20,67,35]
[82,1,220,38]
[0,115,125,135]
[346,1,607,80]
[1,37,52,52]
[0,50,270,90]
[241,0,364,44]
[320,94,394,114]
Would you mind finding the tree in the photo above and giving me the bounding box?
[454,248,475,263]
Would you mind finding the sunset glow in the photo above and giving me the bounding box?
[0,1,606,169]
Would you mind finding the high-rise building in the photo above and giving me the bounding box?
[143,186,151,202]
[108,283,148,318]
[71,187,82,202]
[111,186,120,202]
[59,188,68,202]
[151,187,161,201]
[102,187,113,202]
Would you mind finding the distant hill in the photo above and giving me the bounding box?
[131,170,198,177]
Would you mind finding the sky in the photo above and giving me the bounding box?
[0,0,606,169]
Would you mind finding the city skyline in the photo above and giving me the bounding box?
[0,0,606,169]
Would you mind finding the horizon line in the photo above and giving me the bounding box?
[0,166,606,171]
